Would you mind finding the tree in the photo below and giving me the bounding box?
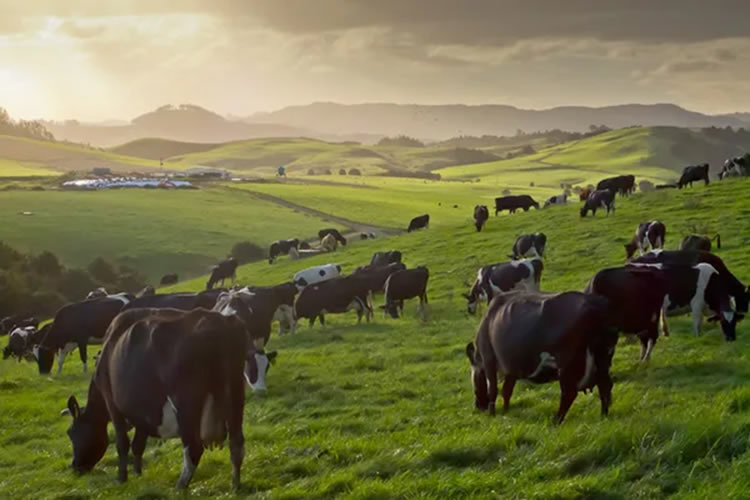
[339,168,347,175]
[0,241,23,270]
[231,241,265,264]
[88,257,118,285]
[58,268,99,301]
[31,251,63,277]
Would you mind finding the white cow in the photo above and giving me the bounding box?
[293,263,342,290]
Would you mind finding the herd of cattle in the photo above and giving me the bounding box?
[1,159,747,491]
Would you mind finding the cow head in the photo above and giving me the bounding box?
[708,311,744,341]
[62,395,109,473]
[36,345,55,374]
[244,349,278,391]
[465,343,489,411]
[624,241,639,260]
[381,300,400,319]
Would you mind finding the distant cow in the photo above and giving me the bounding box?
[207,258,238,289]
[494,195,539,215]
[719,157,748,180]
[370,250,402,267]
[407,214,430,232]
[511,233,547,259]
[137,285,155,298]
[293,263,342,290]
[543,194,568,208]
[464,259,543,314]
[321,233,338,252]
[160,273,178,285]
[294,275,372,326]
[597,175,635,197]
[0,315,38,336]
[680,234,721,252]
[318,228,347,246]
[86,288,108,300]
[624,221,666,259]
[382,266,430,320]
[353,262,407,309]
[465,291,617,422]
[678,164,709,188]
[3,325,44,361]
[63,308,249,490]
[473,205,489,232]
[580,189,615,217]
[217,283,298,344]
[268,239,299,264]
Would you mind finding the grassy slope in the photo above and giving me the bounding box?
[3,178,750,498]
[108,138,224,161]
[0,188,344,282]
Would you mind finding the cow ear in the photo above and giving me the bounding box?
[267,350,278,364]
[465,342,477,365]
[64,395,80,418]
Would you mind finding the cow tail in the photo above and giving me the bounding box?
[714,234,721,249]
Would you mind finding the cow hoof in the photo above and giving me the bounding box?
[488,404,496,417]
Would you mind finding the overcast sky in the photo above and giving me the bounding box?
[2,0,750,121]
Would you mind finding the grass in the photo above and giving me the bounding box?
[0,188,345,282]
[0,158,58,177]
[3,177,750,498]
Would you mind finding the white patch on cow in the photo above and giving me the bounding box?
[56,342,78,374]
[294,264,341,290]
[577,349,596,390]
[288,247,299,260]
[511,259,539,291]
[157,397,180,438]
[629,262,663,270]
[723,310,735,323]
[109,293,131,306]
[273,304,296,335]
[31,345,39,361]
[249,353,269,391]
[529,352,557,378]
[690,263,719,335]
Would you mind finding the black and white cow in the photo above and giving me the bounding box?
[294,274,372,326]
[268,239,299,264]
[465,291,618,422]
[123,291,220,312]
[206,258,238,289]
[624,221,666,259]
[718,157,748,180]
[63,307,249,490]
[407,214,430,232]
[585,266,669,361]
[0,315,38,336]
[628,260,743,340]
[473,205,489,232]
[353,262,407,309]
[597,175,635,197]
[3,325,46,361]
[511,233,547,259]
[293,263,342,290]
[580,189,615,217]
[464,259,543,314]
[678,164,709,188]
[318,228,347,246]
[494,195,539,215]
[382,266,430,320]
[543,194,568,208]
[370,250,402,267]
[680,234,721,252]
[217,283,298,343]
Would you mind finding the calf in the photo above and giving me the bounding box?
[585,266,668,360]
[494,195,539,215]
[473,205,489,232]
[294,275,372,326]
[678,164,709,188]
[624,221,666,259]
[464,259,543,314]
[3,325,45,361]
[543,194,568,208]
[580,189,615,217]
[160,273,179,285]
[268,239,299,264]
[62,308,248,490]
[321,233,338,252]
[36,297,131,374]
[206,258,238,289]
[293,263,342,290]
[370,250,402,267]
[465,291,617,422]
[680,234,721,252]
[407,214,430,232]
[597,175,635,197]
[382,266,430,320]
[511,233,547,259]
[318,228,347,246]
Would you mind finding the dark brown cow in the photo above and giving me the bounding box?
[407,214,430,232]
[580,189,615,217]
[473,205,489,232]
[494,195,539,215]
[294,275,372,326]
[206,258,238,289]
[62,308,248,490]
[465,291,617,423]
[382,266,429,320]
[464,259,543,314]
[678,164,709,188]
[680,234,721,252]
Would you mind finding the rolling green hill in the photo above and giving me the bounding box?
[3,178,750,498]
[108,138,224,161]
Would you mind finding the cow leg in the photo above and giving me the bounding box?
[79,343,88,373]
[661,299,671,337]
[57,347,69,375]
[309,316,315,327]
[501,375,517,414]
[227,372,245,490]
[691,302,703,336]
[556,357,584,424]
[176,402,204,489]
[132,426,148,476]
[485,362,498,417]
[109,409,131,483]
[319,314,325,327]
[356,308,363,324]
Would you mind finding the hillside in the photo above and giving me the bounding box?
[109,138,224,160]
[247,102,750,140]
[4,178,750,497]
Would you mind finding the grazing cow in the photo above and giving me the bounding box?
[137,285,155,298]
[0,315,39,336]
[294,275,372,326]
[407,214,430,232]
[580,189,615,217]
[370,250,402,267]
[353,262,407,309]
[473,205,489,232]
[678,164,709,188]
[464,259,543,314]
[321,234,338,252]
[680,234,721,252]
[293,263,342,290]
[382,266,430,320]
[62,308,248,490]
[656,183,677,190]
[318,228,347,246]
[585,267,668,361]
[624,221,666,259]
[631,250,749,313]
[465,291,617,422]
[3,325,45,361]
[511,233,547,259]
[35,297,132,374]
[597,175,635,197]
[494,195,539,215]
[268,239,299,264]
[579,188,592,201]
[719,157,748,180]
[543,194,568,208]
[160,273,178,285]
[359,232,376,240]
[628,261,742,340]
[206,258,238,289]
[86,288,108,300]
[123,291,221,312]
[218,283,298,343]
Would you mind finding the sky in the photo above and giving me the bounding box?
[2,0,750,121]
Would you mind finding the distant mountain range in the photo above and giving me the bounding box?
[39,102,750,147]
